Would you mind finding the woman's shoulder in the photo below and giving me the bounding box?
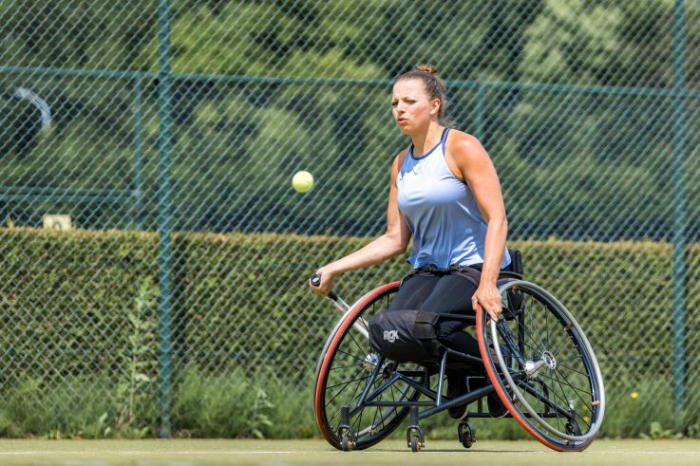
[446,128,490,161]
[392,145,411,170]
[444,128,492,177]
[445,128,482,151]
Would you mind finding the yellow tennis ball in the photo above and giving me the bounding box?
[292,171,314,193]
[630,392,639,400]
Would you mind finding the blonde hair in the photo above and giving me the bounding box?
[396,64,447,119]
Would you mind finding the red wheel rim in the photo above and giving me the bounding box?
[313,281,400,447]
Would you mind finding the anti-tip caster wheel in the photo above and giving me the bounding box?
[458,421,476,449]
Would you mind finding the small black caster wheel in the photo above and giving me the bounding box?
[458,421,475,449]
[341,434,353,451]
[410,435,422,452]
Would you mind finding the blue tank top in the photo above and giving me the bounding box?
[396,128,511,269]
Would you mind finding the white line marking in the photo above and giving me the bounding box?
[0,451,314,456]
[1,448,700,457]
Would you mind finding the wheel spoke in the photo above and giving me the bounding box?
[354,394,365,434]
[542,369,593,402]
[326,373,370,391]
[557,360,593,378]
[331,368,371,429]
[326,372,361,406]
[551,368,594,411]
[552,370,594,430]
[366,377,385,438]
[497,319,540,363]
[525,295,548,353]
[347,324,368,354]
[336,348,367,364]
[513,304,549,355]
[329,361,365,372]
[514,378,570,417]
[549,369,573,431]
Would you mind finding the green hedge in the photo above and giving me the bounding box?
[0,228,159,383]
[1,227,698,383]
[0,227,698,437]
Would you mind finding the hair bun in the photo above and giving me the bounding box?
[415,64,438,75]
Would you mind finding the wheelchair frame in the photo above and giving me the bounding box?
[313,274,605,453]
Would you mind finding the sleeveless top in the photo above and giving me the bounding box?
[396,128,511,270]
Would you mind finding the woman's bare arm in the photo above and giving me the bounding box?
[310,151,412,296]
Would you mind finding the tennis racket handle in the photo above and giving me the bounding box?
[310,273,338,301]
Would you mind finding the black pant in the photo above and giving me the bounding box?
[387,268,481,358]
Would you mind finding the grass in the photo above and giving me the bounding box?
[0,439,699,466]
[1,368,699,440]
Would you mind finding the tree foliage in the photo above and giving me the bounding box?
[1,0,699,240]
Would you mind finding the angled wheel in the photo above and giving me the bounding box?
[477,280,605,452]
[314,282,423,450]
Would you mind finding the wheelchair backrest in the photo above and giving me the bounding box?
[502,249,524,279]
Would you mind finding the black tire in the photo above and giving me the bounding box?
[477,280,606,452]
[314,282,422,450]
[458,422,475,448]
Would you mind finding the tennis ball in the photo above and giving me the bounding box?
[630,392,639,400]
[292,170,314,193]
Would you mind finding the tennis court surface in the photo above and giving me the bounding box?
[1,439,699,466]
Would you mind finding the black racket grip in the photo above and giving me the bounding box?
[310,273,337,301]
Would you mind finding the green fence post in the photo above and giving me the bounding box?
[672,0,687,415]
[133,76,144,230]
[157,0,174,438]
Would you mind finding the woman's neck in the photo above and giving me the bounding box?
[411,123,444,157]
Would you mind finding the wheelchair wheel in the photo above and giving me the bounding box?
[477,280,605,452]
[314,281,423,450]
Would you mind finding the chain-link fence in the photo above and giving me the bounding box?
[0,0,699,439]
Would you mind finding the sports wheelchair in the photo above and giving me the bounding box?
[311,261,605,453]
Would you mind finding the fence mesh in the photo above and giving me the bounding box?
[0,0,699,439]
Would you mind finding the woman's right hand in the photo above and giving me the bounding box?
[309,267,336,297]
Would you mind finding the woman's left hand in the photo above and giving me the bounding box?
[472,283,502,322]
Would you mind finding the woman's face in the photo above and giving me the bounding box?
[391,79,440,135]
